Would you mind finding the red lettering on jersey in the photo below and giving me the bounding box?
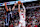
[21,14,23,15]
[23,16,24,18]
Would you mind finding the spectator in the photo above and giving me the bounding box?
[34,24,37,27]
[9,23,13,27]
[38,24,40,27]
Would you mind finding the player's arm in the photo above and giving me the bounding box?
[18,4,20,13]
[12,3,17,11]
[22,3,26,13]
[5,2,8,12]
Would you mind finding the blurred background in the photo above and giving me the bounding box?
[0,0,40,27]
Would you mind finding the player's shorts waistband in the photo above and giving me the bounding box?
[20,20,25,21]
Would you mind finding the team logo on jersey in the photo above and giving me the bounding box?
[21,14,23,15]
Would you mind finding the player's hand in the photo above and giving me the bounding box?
[4,2,7,5]
[18,4,20,7]
[18,4,21,6]
[4,2,7,4]
[3,2,6,5]
[14,3,17,6]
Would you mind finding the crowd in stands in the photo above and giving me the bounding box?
[24,2,40,7]
[1,8,39,27]
[26,8,40,27]
[0,2,40,27]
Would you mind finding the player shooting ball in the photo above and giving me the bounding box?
[18,1,26,27]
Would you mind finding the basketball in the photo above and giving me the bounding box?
[18,1,21,4]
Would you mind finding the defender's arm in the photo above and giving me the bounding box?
[12,3,17,11]
[5,2,8,12]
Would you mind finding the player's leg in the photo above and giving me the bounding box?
[22,21,26,27]
[19,21,21,27]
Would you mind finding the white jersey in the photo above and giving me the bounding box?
[19,11,25,21]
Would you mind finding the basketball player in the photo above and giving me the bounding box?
[18,3,26,27]
[4,2,17,26]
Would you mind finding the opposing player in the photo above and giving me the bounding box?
[18,3,26,27]
[4,2,17,26]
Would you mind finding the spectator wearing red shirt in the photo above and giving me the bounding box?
[9,23,13,27]
[27,23,31,27]
[34,24,37,27]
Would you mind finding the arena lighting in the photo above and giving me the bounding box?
[17,0,37,1]
[24,0,30,1]
[0,0,37,6]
